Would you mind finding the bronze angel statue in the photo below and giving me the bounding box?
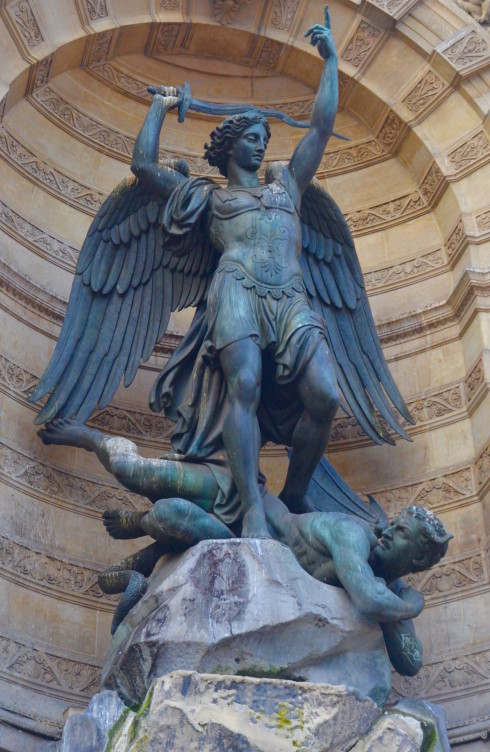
[30,9,413,539]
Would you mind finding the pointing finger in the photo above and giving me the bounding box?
[325,5,331,29]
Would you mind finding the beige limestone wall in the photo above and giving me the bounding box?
[0,0,488,748]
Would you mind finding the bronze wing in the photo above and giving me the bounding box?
[29,167,218,424]
[299,176,414,445]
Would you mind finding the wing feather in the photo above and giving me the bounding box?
[298,176,414,444]
[30,169,219,424]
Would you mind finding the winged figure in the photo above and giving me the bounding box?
[30,9,413,538]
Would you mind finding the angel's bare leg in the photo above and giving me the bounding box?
[280,343,339,512]
[38,419,218,505]
[218,339,270,539]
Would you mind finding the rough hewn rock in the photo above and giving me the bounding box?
[49,690,124,752]
[394,698,450,751]
[106,671,381,752]
[102,539,391,707]
[350,713,423,751]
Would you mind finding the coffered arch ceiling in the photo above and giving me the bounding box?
[0,0,488,367]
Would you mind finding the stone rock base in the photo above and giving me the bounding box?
[106,671,382,752]
[102,539,391,707]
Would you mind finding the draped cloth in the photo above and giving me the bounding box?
[149,178,327,525]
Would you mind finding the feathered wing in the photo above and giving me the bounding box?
[29,167,218,425]
[263,164,413,445]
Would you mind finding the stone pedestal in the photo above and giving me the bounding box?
[101,539,392,707]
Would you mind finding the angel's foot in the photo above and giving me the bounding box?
[241,504,271,539]
[279,490,315,515]
[38,419,101,452]
[103,509,147,539]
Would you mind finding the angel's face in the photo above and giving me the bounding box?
[228,123,268,173]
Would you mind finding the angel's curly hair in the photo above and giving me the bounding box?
[203,111,271,177]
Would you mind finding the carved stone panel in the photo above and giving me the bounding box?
[436,26,490,74]
[0,126,106,214]
[213,0,251,26]
[8,0,43,48]
[402,71,448,117]
[270,0,300,31]
[342,20,382,71]
[84,0,108,20]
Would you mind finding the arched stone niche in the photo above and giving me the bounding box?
[0,0,488,748]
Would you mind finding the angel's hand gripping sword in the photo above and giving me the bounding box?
[147,82,349,141]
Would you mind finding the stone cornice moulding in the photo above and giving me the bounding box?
[0,436,148,517]
[30,84,399,179]
[1,258,489,374]
[1,340,488,456]
[0,125,105,215]
[0,0,50,64]
[434,23,490,78]
[0,197,78,272]
[0,530,118,610]
[391,640,490,706]
[405,545,490,608]
[1,184,487,303]
[0,626,101,704]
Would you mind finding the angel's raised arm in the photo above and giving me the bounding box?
[131,86,187,199]
[287,7,338,196]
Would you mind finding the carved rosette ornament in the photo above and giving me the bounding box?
[213,0,251,25]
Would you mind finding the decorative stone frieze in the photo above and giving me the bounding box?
[365,0,417,19]
[213,0,250,26]
[160,0,181,9]
[475,440,490,489]
[436,25,490,75]
[0,350,173,445]
[0,439,145,514]
[402,70,449,118]
[445,217,465,260]
[32,86,134,158]
[363,248,445,293]
[363,466,475,516]
[84,0,108,21]
[342,20,383,71]
[377,110,406,150]
[445,129,490,177]
[419,161,445,203]
[0,532,117,607]
[256,38,283,71]
[320,138,385,174]
[464,358,485,404]
[270,0,300,31]
[475,209,490,233]
[407,384,464,425]
[391,643,490,702]
[0,630,101,701]
[0,198,78,270]
[405,549,488,605]
[154,23,181,54]
[8,0,43,48]
[86,29,115,66]
[33,54,53,89]
[0,126,105,214]
[344,190,426,235]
